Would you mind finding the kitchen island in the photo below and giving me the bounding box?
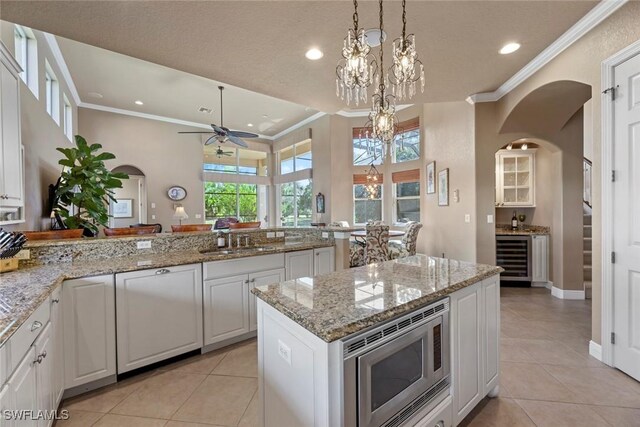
[252,255,503,427]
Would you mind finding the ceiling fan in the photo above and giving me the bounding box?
[178,86,259,148]
[215,146,233,158]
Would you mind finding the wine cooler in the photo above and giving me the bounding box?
[496,235,532,284]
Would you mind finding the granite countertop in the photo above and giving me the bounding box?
[495,225,550,235]
[252,255,503,342]
[0,240,333,348]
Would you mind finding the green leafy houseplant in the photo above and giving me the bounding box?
[55,135,128,236]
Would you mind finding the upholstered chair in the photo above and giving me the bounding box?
[389,222,423,259]
[350,225,390,267]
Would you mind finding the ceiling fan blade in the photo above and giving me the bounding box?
[211,124,226,135]
[228,130,259,138]
[227,134,248,148]
[178,131,214,134]
[204,135,219,145]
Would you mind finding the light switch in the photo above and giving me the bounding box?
[278,340,292,365]
[137,240,152,249]
[195,214,202,219]
[267,232,276,238]
[487,214,494,224]
[322,232,329,238]
[151,202,156,209]
[151,214,156,220]
[453,189,460,203]
[276,231,285,238]
[464,214,471,223]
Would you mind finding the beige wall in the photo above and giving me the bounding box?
[0,21,79,231]
[78,108,206,231]
[492,2,640,345]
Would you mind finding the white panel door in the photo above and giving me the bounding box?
[34,323,53,427]
[313,247,335,276]
[0,383,15,427]
[0,60,22,206]
[249,269,285,331]
[531,235,548,283]
[63,275,116,388]
[285,250,314,280]
[204,274,250,345]
[8,347,38,427]
[613,52,640,381]
[50,288,64,407]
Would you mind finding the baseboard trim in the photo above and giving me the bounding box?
[532,281,553,289]
[589,340,603,361]
[551,285,585,300]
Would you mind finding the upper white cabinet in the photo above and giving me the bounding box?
[313,247,335,276]
[0,42,24,223]
[63,275,116,390]
[116,264,203,374]
[495,150,535,207]
[285,250,314,280]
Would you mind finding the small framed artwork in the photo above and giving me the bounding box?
[112,199,133,218]
[426,161,436,194]
[316,192,325,213]
[438,169,449,206]
[167,186,187,201]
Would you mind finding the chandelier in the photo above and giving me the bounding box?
[336,0,377,106]
[363,0,398,159]
[364,163,382,199]
[389,0,425,101]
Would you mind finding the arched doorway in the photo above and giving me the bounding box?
[109,165,148,228]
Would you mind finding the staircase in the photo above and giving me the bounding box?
[584,213,592,299]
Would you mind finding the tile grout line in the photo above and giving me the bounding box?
[164,372,210,422]
[237,388,258,427]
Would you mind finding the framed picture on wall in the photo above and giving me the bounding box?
[438,169,449,206]
[426,161,436,194]
[112,199,133,218]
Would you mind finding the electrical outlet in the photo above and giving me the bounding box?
[487,215,494,224]
[322,232,329,238]
[137,240,152,249]
[276,231,285,238]
[195,214,202,219]
[465,214,471,223]
[278,340,292,365]
[266,232,275,238]
[453,189,460,203]
[15,249,30,260]
[151,215,156,220]
[151,202,156,209]
[137,260,152,267]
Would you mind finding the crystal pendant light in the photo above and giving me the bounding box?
[389,0,425,101]
[336,0,378,106]
[365,163,382,199]
[363,0,398,159]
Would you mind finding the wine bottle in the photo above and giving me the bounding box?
[511,211,518,230]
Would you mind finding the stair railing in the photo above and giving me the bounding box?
[583,157,592,209]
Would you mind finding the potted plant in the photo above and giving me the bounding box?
[54,135,128,237]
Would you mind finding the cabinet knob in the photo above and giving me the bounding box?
[155,268,171,275]
[41,350,47,359]
[244,279,250,285]
[250,278,256,283]
[51,298,60,304]
[30,320,43,332]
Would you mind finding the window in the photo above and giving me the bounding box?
[393,119,420,163]
[353,129,383,166]
[45,61,60,124]
[354,184,383,225]
[63,95,73,141]
[203,146,268,176]
[204,182,258,223]
[13,25,38,97]
[394,181,421,223]
[279,140,312,174]
[280,179,312,227]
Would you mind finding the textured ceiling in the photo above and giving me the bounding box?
[1,0,597,114]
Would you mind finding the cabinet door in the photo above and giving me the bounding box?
[450,282,483,425]
[249,269,285,331]
[0,61,23,206]
[8,347,38,427]
[34,323,53,427]
[50,288,64,408]
[204,274,250,345]
[483,277,500,395]
[116,264,203,373]
[0,383,14,427]
[285,250,314,280]
[63,275,116,389]
[313,247,335,276]
[496,152,535,207]
[531,235,549,283]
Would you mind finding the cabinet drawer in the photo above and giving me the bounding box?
[414,395,452,427]
[9,298,50,374]
[204,253,284,280]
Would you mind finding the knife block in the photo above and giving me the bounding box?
[0,257,18,273]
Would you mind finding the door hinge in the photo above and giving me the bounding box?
[611,252,616,264]
[612,170,616,182]
[611,332,616,344]
[603,85,619,101]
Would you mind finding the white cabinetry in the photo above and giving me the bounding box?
[313,247,335,276]
[285,250,314,280]
[63,275,116,389]
[495,150,535,207]
[34,323,53,427]
[450,276,500,425]
[50,288,64,406]
[8,347,38,427]
[116,264,203,373]
[531,234,549,284]
[0,42,24,223]
[0,384,13,427]
[249,269,285,331]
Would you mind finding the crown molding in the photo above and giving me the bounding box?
[43,33,81,106]
[467,0,627,104]
[271,111,326,141]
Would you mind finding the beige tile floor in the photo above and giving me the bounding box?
[56,287,640,427]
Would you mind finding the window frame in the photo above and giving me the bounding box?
[204,182,260,223]
[353,184,384,225]
[393,180,421,225]
[14,25,38,98]
[44,61,60,124]
[278,140,312,175]
[63,94,73,141]
[279,179,312,227]
[392,127,421,164]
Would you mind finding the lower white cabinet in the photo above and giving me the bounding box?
[50,288,64,407]
[450,276,500,425]
[285,250,314,280]
[0,383,13,427]
[204,274,250,345]
[8,347,38,427]
[116,264,203,373]
[249,268,285,331]
[531,234,549,284]
[34,323,53,427]
[313,247,335,276]
[62,275,116,389]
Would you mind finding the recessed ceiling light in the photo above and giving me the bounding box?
[87,92,103,99]
[521,143,528,150]
[305,48,324,60]
[364,28,387,47]
[499,42,521,55]
[134,100,144,105]
[247,123,254,127]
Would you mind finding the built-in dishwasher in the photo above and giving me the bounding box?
[496,235,532,285]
